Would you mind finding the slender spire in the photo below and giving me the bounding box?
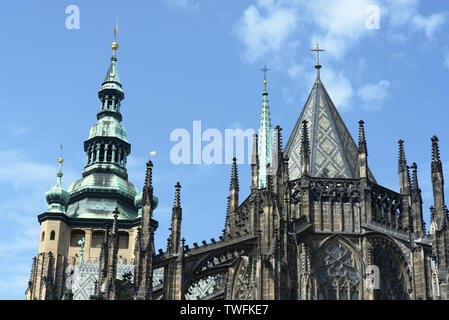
[251,133,259,190]
[411,162,419,190]
[98,25,124,121]
[170,182,182,255]
[258,66,272,189]
[432,135,443,175]
[358,120,367,155]
[251,133,258,165]
[230,157,239,192]
[398,139,407,173]
[174,182,181,208]
[142,160,153,206]
[300,120,310,176]
[228,158,239,213]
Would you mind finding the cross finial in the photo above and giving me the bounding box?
[260,65,270,90]
[310,42,325,66]
[260,65,270,81]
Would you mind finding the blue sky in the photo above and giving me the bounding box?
[0,0,449,299]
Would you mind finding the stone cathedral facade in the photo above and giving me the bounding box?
[25,37,449,300]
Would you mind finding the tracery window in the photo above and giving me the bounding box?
[373,247,406,300]
[315,241,360,300]
[184,273,227,300]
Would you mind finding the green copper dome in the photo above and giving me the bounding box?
[66,172,139,220]
[46,167,70,213]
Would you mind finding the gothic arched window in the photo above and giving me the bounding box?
[315,240,361,300]
[50,230,55,240]
[373,247,407,300]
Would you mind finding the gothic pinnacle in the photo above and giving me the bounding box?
[358,120,367,155]
[411,162,419,190]
[230,157,239,192]
[142,160,153,206]
[174,182,181,208]
[431,135,443,175]
[301,120,310,155]
[398,139,407,173]
[251,134,258,165]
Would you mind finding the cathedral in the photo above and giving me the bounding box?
[25,34,449,300]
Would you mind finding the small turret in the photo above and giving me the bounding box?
[45,153,70,213]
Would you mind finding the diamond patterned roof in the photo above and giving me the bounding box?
[285,75,376,182]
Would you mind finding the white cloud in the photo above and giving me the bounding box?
[321,68,355,111]
[357,80,391,110]
[303,0,377,59]
[412,13,446,39]
[234,1,298,63]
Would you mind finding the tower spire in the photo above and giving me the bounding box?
[258,66,272,189]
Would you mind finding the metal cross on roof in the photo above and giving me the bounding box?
[311,42,325,65]
[260,65,271,81]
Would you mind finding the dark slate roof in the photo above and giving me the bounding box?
[285,75,376,182]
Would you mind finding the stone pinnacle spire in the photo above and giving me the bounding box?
[398,139,407,174]
[300,120,310,176]
[358,120,367,156]
[230,157,239,192]
[174,182,181,208]
[432,135,443,175]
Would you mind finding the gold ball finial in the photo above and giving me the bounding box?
[111,41,119,51]
[264,80,267,86]
[59,157,64,164]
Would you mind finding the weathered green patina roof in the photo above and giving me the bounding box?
[87,115,128,142]
[285,74,376,182]
[67,172,138,219]
[46,164,70,213]
[100,55,123,95]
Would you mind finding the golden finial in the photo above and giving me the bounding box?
[58,144,64,164]
[111,19,119,52]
